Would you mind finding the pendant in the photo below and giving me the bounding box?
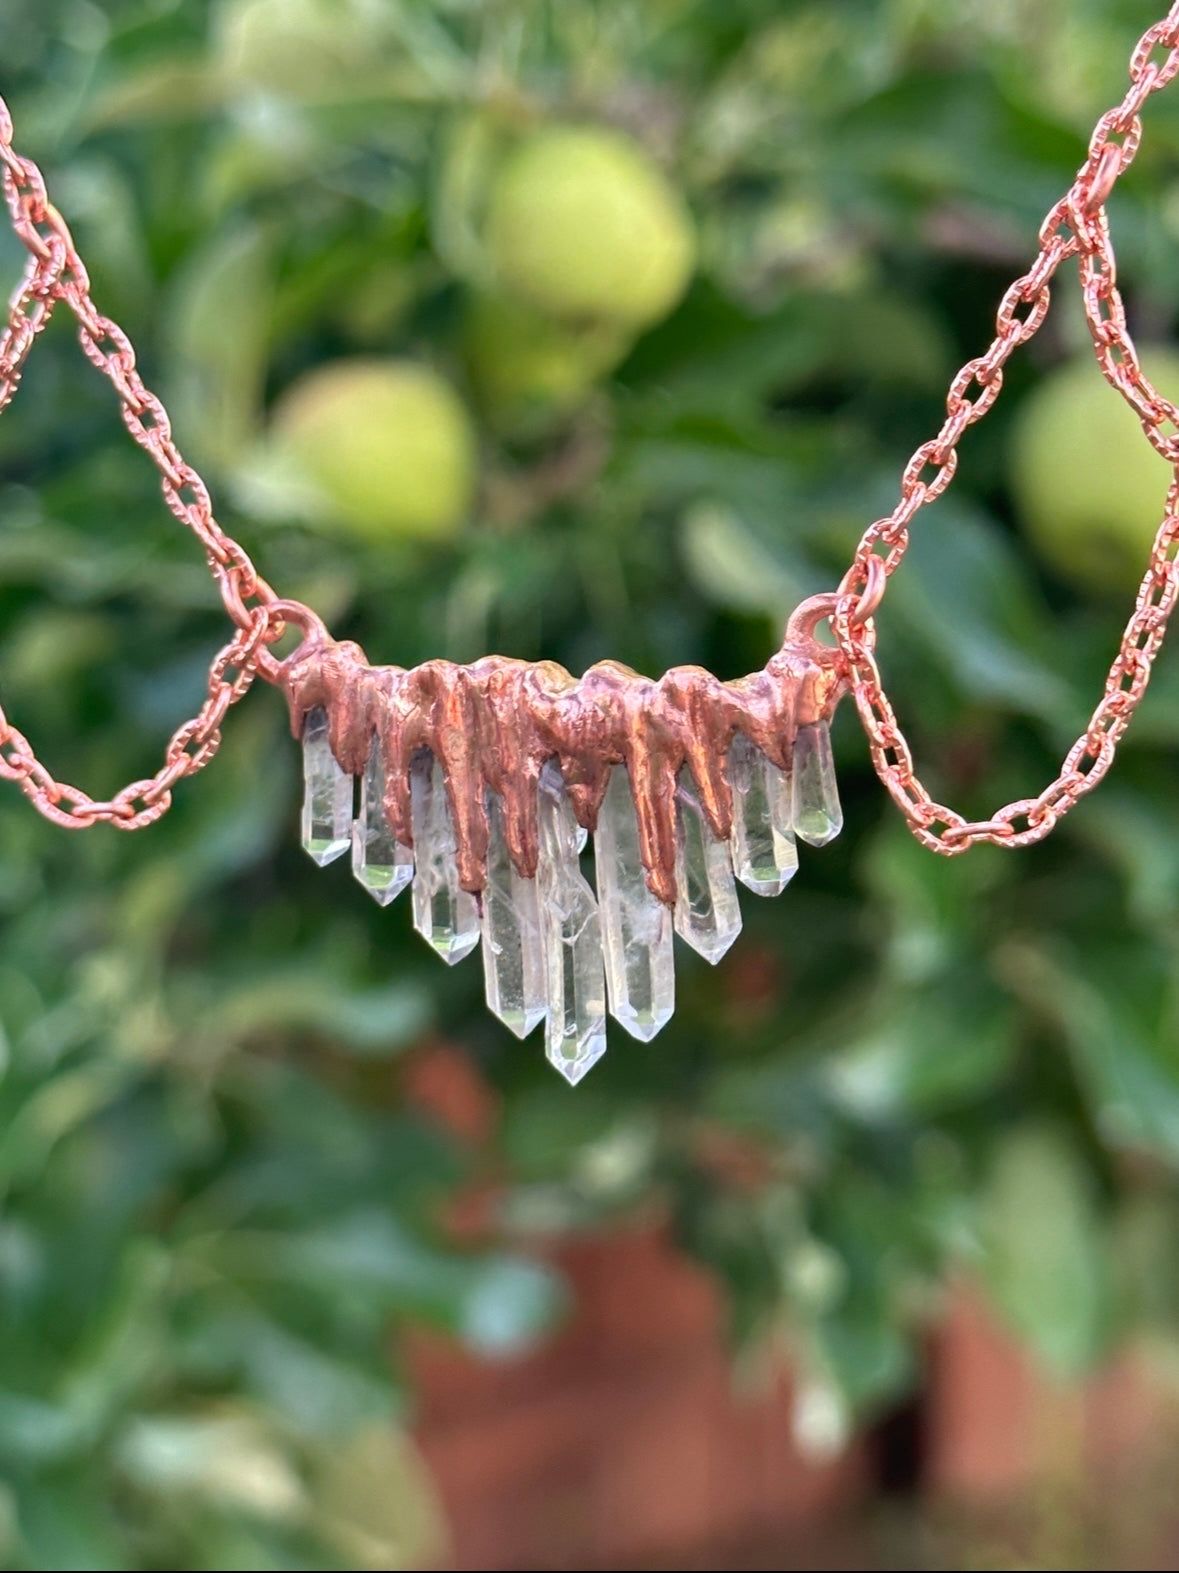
[281,596,844,1084]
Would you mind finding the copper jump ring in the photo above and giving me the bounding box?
[836,554,886,630]
[1084,142,1124,214]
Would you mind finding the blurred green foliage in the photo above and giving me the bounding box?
[4,0,1179,1565]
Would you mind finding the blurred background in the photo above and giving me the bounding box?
[4,0,1179,1567]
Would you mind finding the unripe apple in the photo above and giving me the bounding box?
[270,360,476,543]
[464,292,631,431]
[1011,348,1179,591]
[484,126,695,329]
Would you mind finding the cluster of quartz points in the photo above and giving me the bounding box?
[301,708,841,1085]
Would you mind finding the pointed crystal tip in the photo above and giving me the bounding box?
[410,753,481,965]
[538,764,609,1080]
[549,1029,608,1085]
[595,764,675,1041]
[352,738,413,905]
[674,771,742,964]
[792,722,843,847]
[306,836,351,869]
[482,792,546,1038]
[353,853,414,906]
[728,734,799,897]
[428,928,482,965]
[493,999,547,1039]
[301,706,353,866]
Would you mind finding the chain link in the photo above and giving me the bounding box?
[0,95,287,830]
[833,3,1179,854]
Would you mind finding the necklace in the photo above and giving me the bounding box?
[3,10,1179,1084]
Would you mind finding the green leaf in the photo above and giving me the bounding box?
[200,1211,564,1355]
[58,1241,172,1441]
[208,971,433,1056]
[87,61,226,128]
[824,971,1016,1120]
[166,221,275,468]
[884,498,1079,725]
[0,1391,82,1467]
[679,498,809,621]
[115,1406,304,1521]
[178,1309,397,1437]
[455,1254,567,1358]
[1000,938,1179,1165]
[979,1125,1111,1378]
[811,1313,915,1417]
[307,1424,446,1572]
[12,1475,125,1572]
[0,1062,140,1185]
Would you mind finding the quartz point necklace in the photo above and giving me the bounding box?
[5,8,1179,1083]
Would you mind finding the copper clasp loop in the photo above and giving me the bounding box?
[784,592,840,655]
[784,556,885,663]
[252,598,331,684]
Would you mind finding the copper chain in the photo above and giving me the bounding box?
[2,13,1179,839]
[0,97,289,828]
[832,5,1179,853]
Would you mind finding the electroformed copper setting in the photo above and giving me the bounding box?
[277,597,845,907]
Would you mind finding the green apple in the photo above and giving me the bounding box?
[270,360,476,543]
[484,126,695,329]
[464,292,632,431]
[1011,348,1179,591]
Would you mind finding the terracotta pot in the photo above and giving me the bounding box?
[408,1224,869,1571]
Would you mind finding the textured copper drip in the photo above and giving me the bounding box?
[275,596,845,906]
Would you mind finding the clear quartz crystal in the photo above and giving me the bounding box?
[481,791,546,1039]
[410,753,481,964]
[352,737,413,905]
[791,721,843,846]
[728,733,799,896]
[674,770,742,963]
[301,705,353,866]
[537,764,607,1084]
[594,764,674,1041]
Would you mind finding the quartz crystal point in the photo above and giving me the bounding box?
[410,752,481,964]
[481,791,546,1038]
[301,705,353,866]
[594,764,675,1041]
[537,764,607,1084]
[352,737,413,905]
[728,733,798,896]
[791,721,843,847]
[674,770,742,963]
